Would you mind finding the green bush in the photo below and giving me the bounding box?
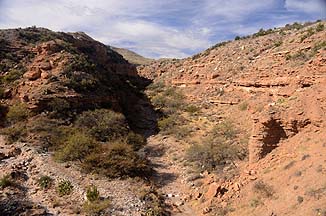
[316,23,324,32]
[238,102,249,111]
[75,109,128,142]
[253,181,274,198]
[6,103,29,123]
[55,131,97,162]
[158,116,177,133]
[0,174,14,189]
[150,86,185,115]
[64,55,98,92]
[184,105,200,114]
[140,187,167,216]
[84,141,151,178]
[274,41,282,47]
[125,132,146,151]
[186,120,246,171]
[27,116,67,148]
[86,185,100,202]
[2,68,25,83]
[0,123,27,144]
[57,180,73,196]
[211,121,238,140]
[300,28,315,42]
[235,36,241,40]
[38,175,53,189]
[253,28,274,38]
[47,98,70,117]
[83,199,110,215]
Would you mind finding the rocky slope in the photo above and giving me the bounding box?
[138,21,326,215]
[0,27,159,215]
[111,46,154,66]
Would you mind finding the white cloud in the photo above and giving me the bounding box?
[0,0,324,58]
[285,0,326,16]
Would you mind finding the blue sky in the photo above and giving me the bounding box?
[0,0,325,58]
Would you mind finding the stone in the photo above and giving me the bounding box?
[24,68,41,80]
[202,207,211,214]
[7,147,22,157]
[234,182,241,191]
[204,183,221,199]
[193,191,202,199]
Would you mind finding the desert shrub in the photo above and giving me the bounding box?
[0,174,14,188]
[140,187,167,216]
[174,125,192,139]
[274,41,282,47]
[84,141,151,178]
[235,36,241,40]
[125,132,146,151]
[146,81,165,93]
[83,199,110,215]
[186,143,215,170]
[238,101,248,111]
[311,41,326,55]
[253,28,274,38]
[18,27,57,44]
[186,120,246,171]
[55,131,97,162]
[253,181,274,198]
[284,22,303,30]
[86,185,100,202]
[2,68,26,83]
[184,104,200,114]
[47,98,70,117]
[300,28,315,42]
[27,116,67,148]
[6,103,29,123]
[158,116,177,133]
[65,55,96,74]
[57,180,73,196]
[75,109,128,142]
[150,86,185,115]
[64,55,97,92]
[0,123,27,144]
[186,139,240,171]
[316,23,324,32]
[38,175,53,189]
[211,120,238,140]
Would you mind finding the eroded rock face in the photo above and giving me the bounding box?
[249,113,311,163]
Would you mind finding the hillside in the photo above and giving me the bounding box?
[0,20,325,216]
[137,21,326,215]
[111,46,154,66]
[0,27,159,215]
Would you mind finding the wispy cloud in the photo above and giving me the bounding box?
[0,0,324,58]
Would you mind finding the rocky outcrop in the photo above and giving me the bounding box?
[249,112,311,163]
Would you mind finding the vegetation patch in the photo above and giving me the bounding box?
[253,181,274,198]
[6,103,30,123]
[0,123,27,144]
[75,109,129,142]
[57,180,73,196]
[186,120,247,171]
[38,175,53,189]
[83,199,111,215]
[86,185,100,202]
[0,174,14,189]
[83,141,152,178]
